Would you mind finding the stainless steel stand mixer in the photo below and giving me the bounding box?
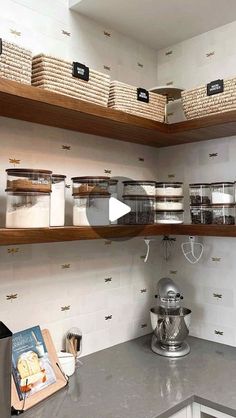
[150,278,191,358]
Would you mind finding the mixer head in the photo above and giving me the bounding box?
[157,277,183,309]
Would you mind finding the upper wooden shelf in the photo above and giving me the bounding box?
[0,224,236,246]
[1,78,236,147]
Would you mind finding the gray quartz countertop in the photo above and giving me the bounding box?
[23,335,236,418]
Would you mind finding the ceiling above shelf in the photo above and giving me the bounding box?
[1,79,236,148]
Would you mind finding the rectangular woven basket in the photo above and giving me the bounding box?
[31,54,110,107]
[181,77,236,119]
[0,39,32,85]
[108,80,166,122]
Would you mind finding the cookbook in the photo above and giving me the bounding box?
[12,325,56,400]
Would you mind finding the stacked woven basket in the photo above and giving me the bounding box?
[181,77,236,119]
[108,80,166,122]
[31,54,110,106]
[0,39,32,85]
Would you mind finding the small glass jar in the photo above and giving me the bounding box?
[109,179,118,225]
[6,192,50,228]
[50,174,66,227]
[189,183,211,205]
[123,181,156,196]
[156,182,183,197]
[109,179,118,199]
[212,204,235,225]
[6,168,52,193]
[190,205,212,224]
[120,196,155,224]
[211,182,234,204]
[155,196,183,211]
[73,193,110,226]
[71,176,110,195]
[155,210,184,224]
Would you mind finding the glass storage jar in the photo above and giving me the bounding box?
[155,196,183,211]
[212,204,235,225]
[71,176,110,195]
[6,168,52,193]
[50,174,66,227]
[109,179,118,199]
[6,192,50,228]
[156,182,183,197]
[189,183,211,205]
[155,210,184,224]
[190,205,212,224]
[123,181,156,196]
[120,196,155,224]
[73,193,110,226]
[211,182,234,204]
[109,179,118,225]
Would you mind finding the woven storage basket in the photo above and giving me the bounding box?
[108,80,166,122]
[0,39,32,84]
[31,54,110,106]
[181,77,236,119]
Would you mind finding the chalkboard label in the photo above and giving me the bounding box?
[72,62,89,81]
[0,39,2,55]
[207,79,224,96]
[137,88,149,103]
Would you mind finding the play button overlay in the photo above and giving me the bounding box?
[109,197,131,222]
[86,176,153,241]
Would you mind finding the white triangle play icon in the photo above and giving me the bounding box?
[109,197,131,222]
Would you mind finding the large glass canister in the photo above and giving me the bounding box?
[50,174,66,227]
[211,182,234,204]
[6,192,50,228]
[189,183,211,205]
[73,193,110,226]
[6,168,52,192]
[120,195,155,224]
[212,204,235,225]
[190,205,212,224]
[71,176,110,195]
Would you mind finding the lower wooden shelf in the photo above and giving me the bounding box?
[0,224,236,246]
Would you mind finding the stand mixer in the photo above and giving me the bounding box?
[150,278,191,357]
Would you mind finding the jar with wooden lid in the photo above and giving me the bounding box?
[211,182,234,204]
[155,210,184,224]
[73,193,110,226]
[71,176,110,195]
[189,183,211,205]
[190,205,212,224]
[156,182,183,197]
[123,181,156,196]
[6,168,52,193]
[6,191,50,228]
[155,196,183,211]
[50,174,66,227]
[212,204,235,225]
[120,195,155,224]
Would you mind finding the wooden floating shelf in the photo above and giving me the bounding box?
[1,78,236,147]
[0,224,236,246]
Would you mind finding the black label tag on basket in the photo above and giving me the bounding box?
[207,79,224,96]
[0,38,2,55]
[137,88,149,103]
[72,62,89,81]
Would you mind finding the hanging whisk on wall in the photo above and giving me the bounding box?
[161,235,176,261]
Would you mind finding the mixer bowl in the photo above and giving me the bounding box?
[150,306,191,347]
